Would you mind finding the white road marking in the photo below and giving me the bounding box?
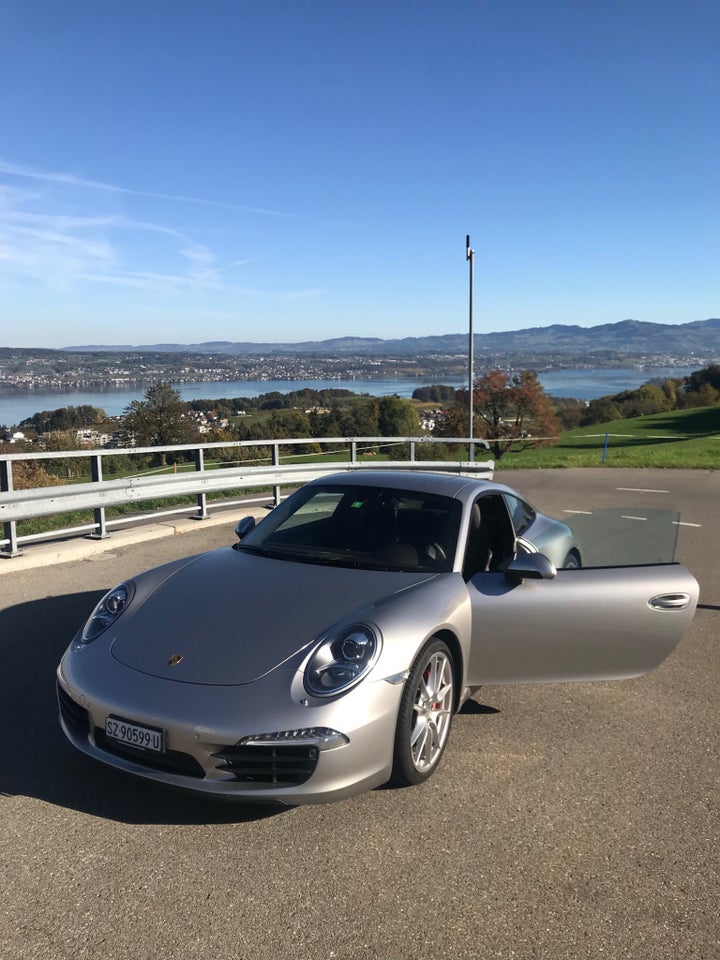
[672,521,702,528]
[616,487,670,494]
[622,515,648,521]
[563,509,593,515]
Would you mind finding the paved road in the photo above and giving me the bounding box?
[1,469,718,960]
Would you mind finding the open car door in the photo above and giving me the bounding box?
[466,561,698,685]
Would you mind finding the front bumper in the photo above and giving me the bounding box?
[56,648,402,805]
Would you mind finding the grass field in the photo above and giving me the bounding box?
[494,405,720,470]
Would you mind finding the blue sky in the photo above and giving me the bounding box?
[0,0,717,348]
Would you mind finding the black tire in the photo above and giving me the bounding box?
[562,549,582,569]
[391,638,455,786]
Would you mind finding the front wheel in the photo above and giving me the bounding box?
[391,638,455,786]
[562,549,582,569]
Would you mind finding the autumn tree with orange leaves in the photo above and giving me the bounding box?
[436,369,560,459]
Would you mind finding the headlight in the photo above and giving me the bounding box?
[304,623,381,697]
[81,582,134,643]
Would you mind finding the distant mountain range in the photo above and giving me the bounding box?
[65,318,720,358]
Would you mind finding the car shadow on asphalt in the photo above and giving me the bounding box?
[0,591,286,825]
[459,700,500,715]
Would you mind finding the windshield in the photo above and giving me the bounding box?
[239,483,462,572]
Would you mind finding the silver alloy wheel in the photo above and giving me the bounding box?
[410,649,454,773]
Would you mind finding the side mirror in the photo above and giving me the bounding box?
[504,553,556,583]
[235,516,256,540]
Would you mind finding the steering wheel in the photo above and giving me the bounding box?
[421,541,447,566]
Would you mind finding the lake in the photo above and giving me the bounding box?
[0,366,701,426]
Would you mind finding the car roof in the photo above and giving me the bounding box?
[308,470,500,503]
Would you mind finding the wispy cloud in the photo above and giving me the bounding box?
[229,256,261,268]
[81,271,326,300]
[0,157,296,219]
[0,159,328,304]
[80,271,207,292]
[0,189,115,290]
[279,288,327,301]
[0,172,240,294]
[180,245,220,284]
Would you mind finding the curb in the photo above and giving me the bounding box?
[0,507,260,575]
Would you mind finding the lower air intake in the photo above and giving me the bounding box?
[94,729,205,779]
[212,743,319,786]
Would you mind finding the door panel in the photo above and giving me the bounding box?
[467,563,698,685]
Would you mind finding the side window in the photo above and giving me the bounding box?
[503,494,536,536]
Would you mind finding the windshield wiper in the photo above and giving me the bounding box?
[268,544,359,565]
[239,541,364,566]
[232,542,271,557]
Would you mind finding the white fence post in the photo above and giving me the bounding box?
[272,443,281,507]
[89,453,110,539]
[0,459,21,558]
[194,447,209,519]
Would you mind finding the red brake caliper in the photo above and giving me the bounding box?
[425,666,441,710]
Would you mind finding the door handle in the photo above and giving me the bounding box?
[649,593,691,610]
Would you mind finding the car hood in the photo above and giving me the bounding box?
[110,547,433,685]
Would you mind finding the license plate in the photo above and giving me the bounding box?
[105,715,165,753]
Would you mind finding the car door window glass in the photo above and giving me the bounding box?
[503,494,536,536]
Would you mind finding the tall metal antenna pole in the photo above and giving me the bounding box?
[466,234,475,460]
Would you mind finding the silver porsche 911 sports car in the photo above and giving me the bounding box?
[57,471,698,804]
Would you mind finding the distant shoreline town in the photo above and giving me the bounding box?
[1,318,718,397]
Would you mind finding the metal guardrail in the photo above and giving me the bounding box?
[0,436,492,558]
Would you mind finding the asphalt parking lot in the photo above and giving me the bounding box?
[0,468,718,960]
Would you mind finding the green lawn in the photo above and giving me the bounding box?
[495,405,720,470]
[49,407,720,482]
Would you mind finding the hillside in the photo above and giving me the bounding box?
[64,318,720,358]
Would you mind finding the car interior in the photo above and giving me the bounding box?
[462,494,517,579]
[261,486,461,572]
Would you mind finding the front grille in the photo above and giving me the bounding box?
[212,744,319,786]
[94,729,205,779]
[57,682,90,733]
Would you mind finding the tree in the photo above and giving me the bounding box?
[688,382,720,407]
[553,397,586,430]
[40,430,88,479]
[344,399,380,436]
[411,384,457,403]
[615,384,671,418]
[266,409,312,441]
[438,370,559,460]
[0,440,63,489]
[476,370,560,459]
[122,382,197,460]
[580,397,622,426]
[434,389,470,439]
[377,396,419,437]
[20,404,106,435]
[687,364,720,393]
[660,378,682,409]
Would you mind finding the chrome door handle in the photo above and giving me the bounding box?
[649,593,691,610]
